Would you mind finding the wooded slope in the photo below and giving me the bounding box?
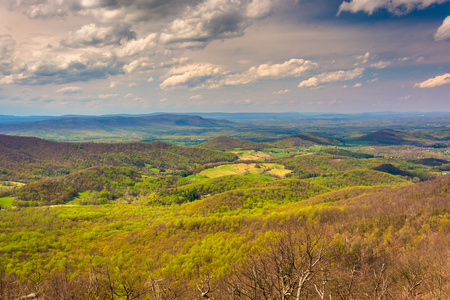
[0,134,237,182]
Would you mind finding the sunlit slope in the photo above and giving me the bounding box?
[0,174,448,298]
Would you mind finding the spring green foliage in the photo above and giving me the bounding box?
[0,175,448,298]
[0,129,449,298]
[305,169,408,189]
[322,148,374,158]
[197,136,263,151]
[0,196,14,208]
[11,167,141,206]
[411,157,448,166]
[0,135,237,182]
[3,144,442,209]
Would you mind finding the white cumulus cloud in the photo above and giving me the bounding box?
[116,33,158,58]
[414,73,450,88]
[62,23,136,48]
[370,61,391,69]
[298,68,365,87]
[160,63,225,90]
[337,0,450,16]
[57,86,83,94]
[99,93,118,99]
[356,52,370,64]
[9,0,69,19]
[246,0,274,19]
[222,59,318,86]
[434,16,450,41]
[160,58,316,90]
[273,89,291,95]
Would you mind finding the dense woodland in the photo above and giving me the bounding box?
[0,126,449,299]
[0,135,237,182]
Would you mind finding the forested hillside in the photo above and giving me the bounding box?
[0,129,448,299]
[352,129,447,147]
[198,136,263,151]
[0,134,237,182]
[0,175,448,299]
[198,133,344,152]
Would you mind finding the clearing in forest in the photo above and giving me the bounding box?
[236,150,275,160]
[198,163,292,179]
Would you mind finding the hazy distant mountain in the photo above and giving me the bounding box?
[1,113,448,144]
[269,132,344,147]
[4,111,448,124]
[0,114,232,132]
[354,129,425,146]
[0,114,102,123]
[351,129,449,147]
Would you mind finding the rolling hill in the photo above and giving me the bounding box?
[352,129,447,147]
[268,132,344,148]
[0,134,237,182]
[0,119,448,298]
[197,136,263,151]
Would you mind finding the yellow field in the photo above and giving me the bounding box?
[198,163,292,179]
[235,150,275,161]
[0,181,25,189]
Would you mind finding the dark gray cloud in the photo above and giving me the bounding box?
[0,35,16,76]
[0,35,15,59]
[8,0,202,21]
[1,52,124,85]
[7,0,70,19]
[160,0,274,49]
[102,0,202,22]
[0,29,160,85]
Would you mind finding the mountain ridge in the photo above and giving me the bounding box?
[0,114,232,132]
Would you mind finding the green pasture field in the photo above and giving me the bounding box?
[0,196,14,207]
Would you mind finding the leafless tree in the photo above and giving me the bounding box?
[228,223,328,299]
[146,277,180,300]
[367,263,390,300]
[197,274,215,299]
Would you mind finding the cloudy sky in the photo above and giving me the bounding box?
[0,0,449,115]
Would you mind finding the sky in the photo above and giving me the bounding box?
[0,0,449,115]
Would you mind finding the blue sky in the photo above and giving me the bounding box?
[0,0,449,115]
